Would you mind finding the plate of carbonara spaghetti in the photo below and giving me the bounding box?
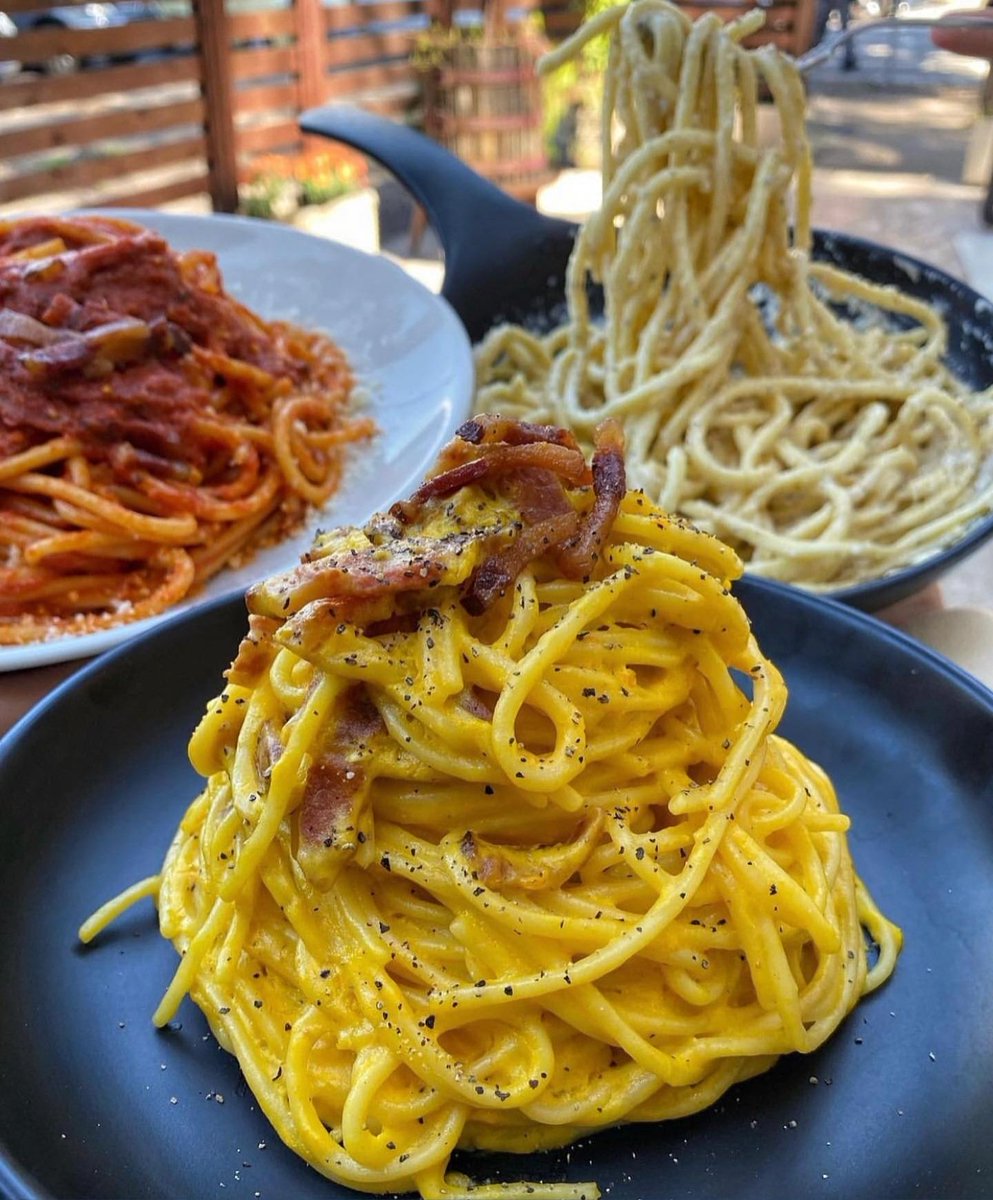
[302,1,993,613]
[1,420,991,1200]
[0,209,474,672]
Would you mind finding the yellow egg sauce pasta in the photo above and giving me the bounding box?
[81,416,900,1199]
[474,0,993,591]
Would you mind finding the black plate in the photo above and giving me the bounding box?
[1,581,993,1200]
[299,105,993,613]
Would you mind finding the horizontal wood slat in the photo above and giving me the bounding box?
[323,60,412,96]
[0,57,200,110]
[0,97,205,160]
[10,16,196,62]
[229,8,297,42]
[324,1,427,33]
[233,82,299,115]
[0,134,206,205]
[235,120,303,156]
[3,0,114,11]
[327,29,421,63]
[434,0,544,15]
[743,27,803,48]
[230,44,298,80]
[95,171,212,209]
[461,154,550,179]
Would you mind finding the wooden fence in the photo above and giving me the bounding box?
[0,0,816,215]
[0,0,443,213]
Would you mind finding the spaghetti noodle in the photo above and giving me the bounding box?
[82,416,900,1199]
[0,214,373,644]
[474,1,993,591]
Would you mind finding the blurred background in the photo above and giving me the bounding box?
[1,0,990,296]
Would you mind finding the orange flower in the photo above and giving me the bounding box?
[241,148,370,218]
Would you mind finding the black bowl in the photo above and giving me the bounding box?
[300,105,993,613]
[2,579,993,1199]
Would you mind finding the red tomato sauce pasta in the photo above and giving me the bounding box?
[0,214,374,645]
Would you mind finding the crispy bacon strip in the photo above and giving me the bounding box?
[505,467,576,526]
[299,754,364,847]
[462,510,579,615]
[252,416,627,628]
[254,720,284,782]
[225,613,281,687]
[459,465,578,613]
[555,420,627,579]
[458,685,495,720]
[461,423,626,609]
[455,415,581,450]
[297,684,386,886]
[399,442,590,513]
[334,685,386,747]
[390,417,589,526]
[247,530,485,620]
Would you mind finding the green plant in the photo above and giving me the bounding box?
[239,172,298,221]
[540,0,606,167]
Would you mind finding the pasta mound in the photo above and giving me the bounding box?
[474,0,993,590]
[125,417,899,1199]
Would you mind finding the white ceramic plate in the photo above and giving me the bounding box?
[1,209,473,673]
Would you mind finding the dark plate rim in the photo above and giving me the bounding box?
[806,227,993,612]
